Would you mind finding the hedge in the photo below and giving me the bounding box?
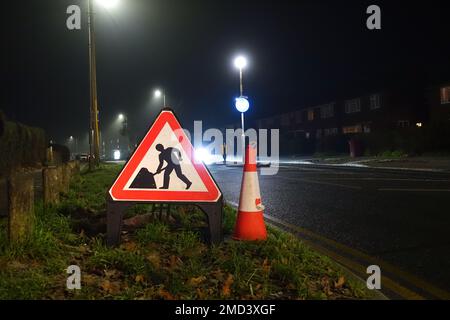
[0,111,47,174]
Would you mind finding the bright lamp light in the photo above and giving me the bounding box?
[113,150,121,160]
[195,147,213,165]
[235,97,250,113]
[234,56,248,70]
[96,0,120,8]
[154,90,162,98]
[118,114,124,121]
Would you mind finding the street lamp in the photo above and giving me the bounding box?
[154,89,166,108]
[233,55,249,163]
[68,136,78,158]
[96,0,120,8]
[87,0,120,169]
[118,113,124,121]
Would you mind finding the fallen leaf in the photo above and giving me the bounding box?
[334,276,346,289]
[7,261,27,270]
[146,253,161,268]
[104,269,120,279]
[83,274,98,286]
[135,274,145,283]
[100,280,120,295]
[211,269,225,281]
[168,255,182,269]
[262,258,271,274]
[196,288,206,299]
[158,288,175,300]
[189,276,206,286]
[222,274,234,297]
[121,241,137,252]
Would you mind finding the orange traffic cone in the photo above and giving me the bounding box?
[233,141,267,241]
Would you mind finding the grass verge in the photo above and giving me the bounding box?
[0,164,375,299]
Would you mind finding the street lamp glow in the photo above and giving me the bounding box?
[195,147,213,165]
[113,150,121,160]
[118,113,124,121]
[234,56,248,70]
[235,97,250,113]
[154,90,162,98]
[96,0,120,9]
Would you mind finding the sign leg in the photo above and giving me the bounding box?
[198,197,224,245]
[106,200,130,247]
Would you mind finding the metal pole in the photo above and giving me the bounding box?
[88,0,101,168]
[240,67,245,163]
[239,68,243,97]
[163,93,166,108]
[241,112,245,163]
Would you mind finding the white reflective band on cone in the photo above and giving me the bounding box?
[238,171,263,212]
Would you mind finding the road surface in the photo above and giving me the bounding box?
[209,163,450,299]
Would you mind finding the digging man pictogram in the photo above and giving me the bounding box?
[155,143,192,189]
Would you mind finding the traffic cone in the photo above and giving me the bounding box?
[233,141,267,241]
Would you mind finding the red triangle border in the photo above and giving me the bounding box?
[109,110,221,203]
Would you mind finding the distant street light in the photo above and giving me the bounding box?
[68,136,78,158]
[118,113,124,121]
[154,89,166,108]
[233,55,249,163]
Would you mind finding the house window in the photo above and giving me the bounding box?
[441,86,450,104]
[324,128,338,136]
[320,103,335,119]
[307,109,314,121]
[342,125,362,134]
[370,94,381,110]
[345,98,361,113]
[398,120,410,128]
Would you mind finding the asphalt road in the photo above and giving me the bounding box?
[209,163,450,299]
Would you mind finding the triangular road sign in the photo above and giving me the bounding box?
[109,109,221,203]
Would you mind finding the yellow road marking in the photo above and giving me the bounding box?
[300,237,424,300]
[378,188,450,192]
[264,214,450,300]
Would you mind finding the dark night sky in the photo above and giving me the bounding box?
[2,0,450,147]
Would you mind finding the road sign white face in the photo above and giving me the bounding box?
[123,123,207,192]
[109,109,221,203]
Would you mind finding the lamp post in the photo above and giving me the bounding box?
[87,0,120,169]
[234,55,248,163]
[154,89,166,108]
